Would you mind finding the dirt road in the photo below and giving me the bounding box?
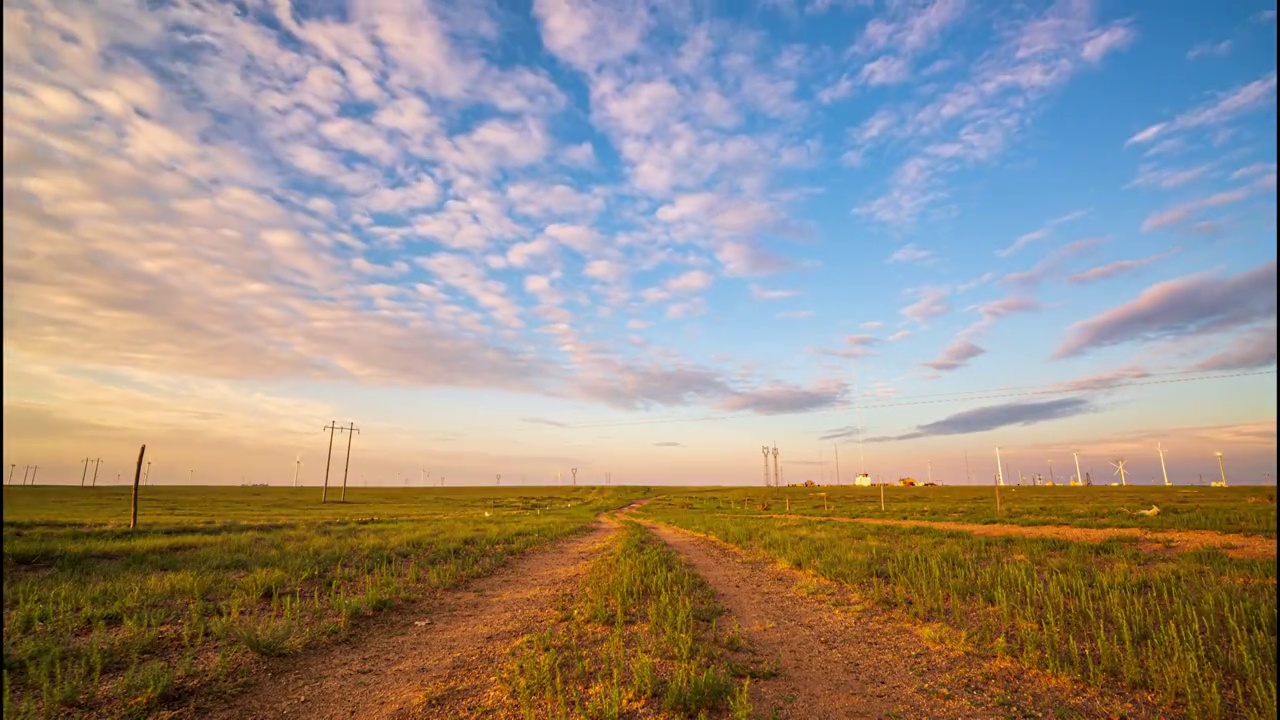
[193,519,617,720]
[733,513,1276,559]
[640,518,1167,719]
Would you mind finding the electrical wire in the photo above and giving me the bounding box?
[562,368,1277,429]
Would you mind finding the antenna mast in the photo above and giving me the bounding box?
[1157,443,1170,486]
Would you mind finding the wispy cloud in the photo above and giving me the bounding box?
[1187,39,1233,60]
[522,417,569,428]
[1125,71,1277,147]
[1068,252,1172,284]
[900,288,951,324]
[1053,260,1277,359]
[1188,324,1277,372]
[653,441,684,447]
[750,285,799,301]
[1139,178,1270,232]
[887,243,936,264]
[1002,237,1107,287]
[997,209,1088,257]
[866,397,1095,441]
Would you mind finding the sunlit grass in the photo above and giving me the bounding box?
[505,520,750,719]
[2,485,647,719]
[642,499,1277,720]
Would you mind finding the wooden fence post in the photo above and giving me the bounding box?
[130,444,146,529]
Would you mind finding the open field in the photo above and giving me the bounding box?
[3,484,1276,719]
[2,486,647,719]
[638,488,1278,719]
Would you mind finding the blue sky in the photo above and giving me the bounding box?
[2,0,1276,486]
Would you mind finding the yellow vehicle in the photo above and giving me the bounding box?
[898,477,917,487]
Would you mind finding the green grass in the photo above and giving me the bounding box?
[2,485,647,719]
[642,500,1277,720]
[504,520,751,719]
[658,485,1278,537]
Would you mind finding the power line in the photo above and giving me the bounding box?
[561,368,1275,429]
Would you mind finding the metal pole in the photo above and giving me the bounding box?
[322,421,337,503]
[1158,444,1170,486]
[22,465,30,485]
[294,458,301,488]
[144,461,151,486]
[995,447,1005,486]
[762,446,770,487]
[8,464,15,485]
[571,467,577,486]
[31,466,38,485]
[1048,460,1054,484]
[1073,451,1083,487]
[81,458,90,487]
[834,444,841,486]
[771,446,779,488]
[927,460,932,485]
[92,458,101,487]
[341,422,359,502]
[964,449,971,484]
[1215,452,1227,486]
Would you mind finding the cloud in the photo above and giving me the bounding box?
[1055,365,1152,392]
[1140,182,1265,231]
[653,441,684,447]
[1125,71,1277,146]
[1188,324,1277,372]
[750,285,799,301]
[1053,260,1277,359]
[1186,39,1233,60]
[1230,162,1277,181]
[861,321,883,330]
[887,243,936,264]
[1002,236,1106,287]
[920,338,986,371]
[665,270,714,293]
[853,1,1133,225]
[1068,252,1170,284]
[887,330,912,342]
[717,381,847,415]
[997,209,1087,257]
[522,417,569,428]
[900,288,951,324]
[866,397,1095,442]
[1126,163,1213,190]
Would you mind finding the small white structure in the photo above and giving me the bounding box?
[854,472,872,487]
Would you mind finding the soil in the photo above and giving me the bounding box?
[185,519,618,720]
[739,514,1276,559]
[636,517,1173,720]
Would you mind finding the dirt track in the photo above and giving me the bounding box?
[734,513,1277,559]
[638,518,1169,719]
[192,520,617,720]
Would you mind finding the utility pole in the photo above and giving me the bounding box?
[771,445,780,488]
[964,449,971,484]
[294,457,301,487]
[761,446,770,487]
[1073,450,1083,487]
[927,460,932,486]
[1047,459,1054,484]
[834,444,841,485]
[31,466,38,485]
[571,467,578,486]
[22,465,30,485]
[1215,451,1227,486]
[188,468,193,484]
[144,461,151,486]
[994,446,1005,487]
[81,458,91,487]
[496,473,501,486]
[1157,444,1170,486]
[130,445,146,530]
[322,421,339,503]
[340,421,360,502]
[92,458,101,487]
[8,464,15,485]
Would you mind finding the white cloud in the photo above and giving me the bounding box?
[887,243,936,264]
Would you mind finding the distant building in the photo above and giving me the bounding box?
[854,473,872,487]
[898,477,917,487]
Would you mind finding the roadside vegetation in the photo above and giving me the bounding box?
[641,499,1277,720]
[2,486,645,720]
[503,520,755,719]
[665,485,1278,537]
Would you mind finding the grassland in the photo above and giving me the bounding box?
[640,488,1278,720]
[504,520,753,719]
[673,484,1278,537]
[2,485,646,720]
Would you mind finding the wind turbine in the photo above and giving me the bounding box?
[1214,451,1228,487]
[1157,443,1170,486]
[1109,459,1128,486]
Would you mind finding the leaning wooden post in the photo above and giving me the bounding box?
[130,444,146,529]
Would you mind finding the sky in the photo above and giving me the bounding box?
[2,0,1276,488]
